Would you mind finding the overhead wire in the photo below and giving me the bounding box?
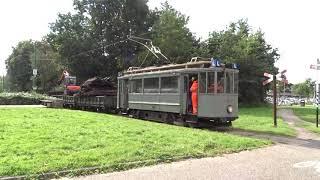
[37,30,172,68]
[69,38,129,58]
[68,31,154,58]
[139,50,150,68]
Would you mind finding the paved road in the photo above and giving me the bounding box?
[62,109,320,180]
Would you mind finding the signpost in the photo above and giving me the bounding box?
[310,59,320,128]
[315,84,319,128]
[263,70,287,127]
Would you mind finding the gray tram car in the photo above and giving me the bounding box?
[117,59,239,127]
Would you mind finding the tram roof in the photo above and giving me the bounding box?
[118,59,239,79]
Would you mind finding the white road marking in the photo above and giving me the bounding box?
[293,160,320,176]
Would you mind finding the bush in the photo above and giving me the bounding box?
[0,92,56,105]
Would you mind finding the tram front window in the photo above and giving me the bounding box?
[207,72,215,93]
[217,72,224,93]
[234,73,239,93]
[225,72,233,93]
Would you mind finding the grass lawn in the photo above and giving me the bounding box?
[0,108,270,177]
[290,106,320,134]
[233,107,296,137]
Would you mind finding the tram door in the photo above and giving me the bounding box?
[119,79,129,109]
[183,74,198,115]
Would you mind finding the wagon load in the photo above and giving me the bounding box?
[78,77,117,96]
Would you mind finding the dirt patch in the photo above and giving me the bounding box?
[278,109,320,140]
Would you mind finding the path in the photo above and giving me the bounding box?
[61,109,320,180]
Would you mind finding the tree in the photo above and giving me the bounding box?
[47,0,154,82]
[292,79,315,98]
[206,19,279,104]
[138,2,198,66]
[5,40,62,93]
[33,41,62,93]
[6,41,33,91]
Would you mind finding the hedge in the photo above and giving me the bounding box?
[0,92,56,105]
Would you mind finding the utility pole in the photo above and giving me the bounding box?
[317,84,319,128]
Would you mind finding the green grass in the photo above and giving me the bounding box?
[233,107,296,137]
[290,106,320,134]
[0,108,270,177]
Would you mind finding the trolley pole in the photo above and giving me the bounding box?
[273,75,277,127]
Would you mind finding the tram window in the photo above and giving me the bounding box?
[144,78,159,93]
[184,76,188,93]
[207,72,215,93]
[226,72,234,93]
[217,72,224,93]
[161,76,178,93]
[234,72,239,93]
[130,79,142,93]
[199,73,206,93]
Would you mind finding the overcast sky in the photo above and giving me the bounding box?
[1,0,319,83]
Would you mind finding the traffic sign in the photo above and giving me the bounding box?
[310,64,320,70]
[263,79,273,86]
[280,69,287,74]
[33,69,37,76]
[263,72,273,86]
[262,70,287,128]
[264,72,273,78]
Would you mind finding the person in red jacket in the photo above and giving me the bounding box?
[190,76,198,115]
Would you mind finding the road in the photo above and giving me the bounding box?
[62,109,320,180]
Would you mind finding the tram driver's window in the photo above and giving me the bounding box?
[234,72,239,93]
[226,72,233,93]
[217,72,224,93]
[199,73,206,93]
[207,72,215,93]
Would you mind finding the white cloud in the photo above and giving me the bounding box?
[149,0,320,83]
[0,0,74,75]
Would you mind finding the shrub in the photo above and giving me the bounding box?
[0,92,56,105]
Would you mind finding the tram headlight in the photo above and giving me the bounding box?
[227,105,233,114]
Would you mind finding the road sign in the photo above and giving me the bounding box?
[33,69,37,76]
[262,70,288,127]
[310,64,320,70]
[264,72,273,78]
[263,72,277,127]
[263,72,273,86]
[263,79,273,86]
[280,69,287,74]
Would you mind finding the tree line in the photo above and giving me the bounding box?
[5,0,280,104]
